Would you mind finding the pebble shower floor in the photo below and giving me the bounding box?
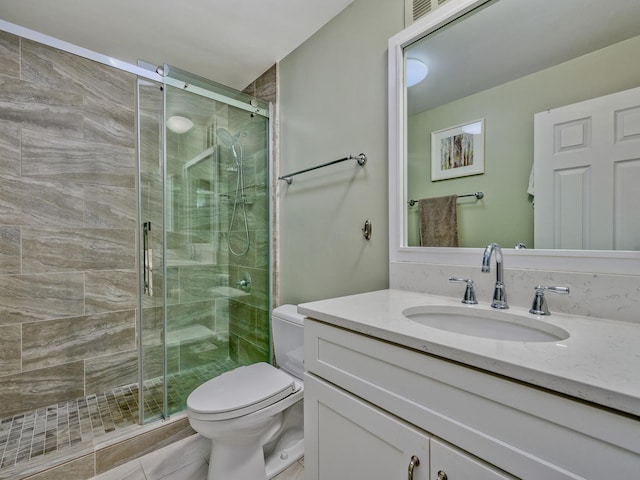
[0,358,238,471]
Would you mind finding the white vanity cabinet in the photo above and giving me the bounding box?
[303,318,640,480]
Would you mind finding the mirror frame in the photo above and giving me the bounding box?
[388,0,640,275]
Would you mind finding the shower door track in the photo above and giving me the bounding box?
[163,76,269,118]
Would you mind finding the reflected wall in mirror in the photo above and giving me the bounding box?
[403,0,640,250]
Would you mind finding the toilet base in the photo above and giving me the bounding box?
[265,397,304,478]
[204,421,304,480]
[208,438,266,480]
[265,429,304,479]
[201,398,304,480]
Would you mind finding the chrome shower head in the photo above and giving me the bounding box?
[216,128,237,148]
[216,128,240,160]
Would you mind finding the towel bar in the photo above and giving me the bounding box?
[408,192,484,206]
[279,153,367,185]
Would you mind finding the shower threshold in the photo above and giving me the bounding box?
[0,358,238,479]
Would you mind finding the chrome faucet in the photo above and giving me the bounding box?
[481,242,508,309]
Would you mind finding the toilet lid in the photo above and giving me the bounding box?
[187,362,297,419]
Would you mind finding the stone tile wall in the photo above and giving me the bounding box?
[0,32,138,417]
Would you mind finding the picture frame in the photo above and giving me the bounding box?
[431,118,485,181]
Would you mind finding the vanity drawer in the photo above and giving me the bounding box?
[305,319,640,480]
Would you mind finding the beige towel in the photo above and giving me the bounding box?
[419,195,459,247]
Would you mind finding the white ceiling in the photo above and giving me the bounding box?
[0,0,354,90]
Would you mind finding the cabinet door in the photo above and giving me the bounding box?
[431,438,516,480]
[305,374,430,480]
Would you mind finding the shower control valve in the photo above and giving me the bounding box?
[236,272,252,292]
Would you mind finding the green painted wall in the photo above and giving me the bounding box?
[278,0,404,305]
[407,34,640,248]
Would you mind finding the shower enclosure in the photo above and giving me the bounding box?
[0,28,273,478]
[138,65,272,422]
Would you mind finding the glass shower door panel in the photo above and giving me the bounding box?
[163,81,271,416]
[165,85,222,415]
[137,79,165,423]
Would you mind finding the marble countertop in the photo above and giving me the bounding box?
[298,289,640,417]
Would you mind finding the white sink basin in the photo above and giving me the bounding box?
[403,306,570,342]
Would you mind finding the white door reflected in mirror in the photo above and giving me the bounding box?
[534,86,640,251]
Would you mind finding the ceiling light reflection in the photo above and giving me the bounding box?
[406,58,429,87]
[166,115,194,134]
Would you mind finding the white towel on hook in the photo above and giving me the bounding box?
[528,163,535,208]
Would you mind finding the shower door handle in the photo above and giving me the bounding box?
[143,222,153,296]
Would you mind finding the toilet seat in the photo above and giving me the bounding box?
[187,362,299,421]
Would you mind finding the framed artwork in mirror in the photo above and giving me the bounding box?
[431,118,485,181]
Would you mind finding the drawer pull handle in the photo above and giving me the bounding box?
[408,455,420,480]
[437,471,448,480]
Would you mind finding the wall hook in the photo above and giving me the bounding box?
[362,219,372,240]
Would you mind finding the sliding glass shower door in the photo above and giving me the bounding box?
[138,66,271,423]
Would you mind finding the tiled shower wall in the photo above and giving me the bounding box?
[0,32,139,417]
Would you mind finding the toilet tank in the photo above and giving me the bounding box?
[272,305,305,380]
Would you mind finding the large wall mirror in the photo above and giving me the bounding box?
[388,0,640,274]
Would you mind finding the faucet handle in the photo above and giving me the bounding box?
[449,277,478,304]
[529,285,570,316]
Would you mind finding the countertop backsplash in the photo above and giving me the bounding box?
[390,261,640,324]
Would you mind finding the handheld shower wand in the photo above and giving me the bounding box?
[217,128,250,256]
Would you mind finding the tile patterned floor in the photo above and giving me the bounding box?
[0,358,238,474]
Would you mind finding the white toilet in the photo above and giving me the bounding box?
[187,305,305,480]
